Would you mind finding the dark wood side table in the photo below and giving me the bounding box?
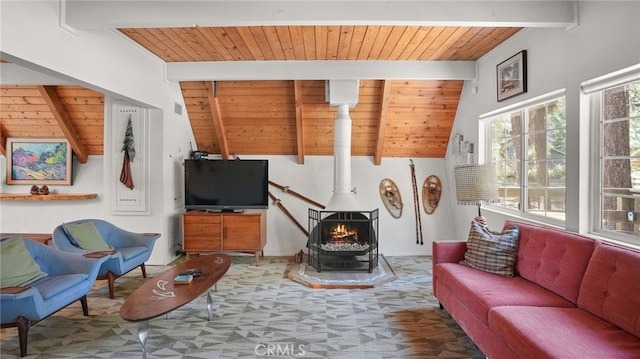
[0,233,52,246]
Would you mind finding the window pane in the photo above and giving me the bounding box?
[631,83,640,117]
[487,95,565,222]
[604,85,630,120]
[527,132,546,160]
[527,188,547,212]
[602,159,632,190]
[527,160,547,186]
[548,159,566,187]
[492,137,519,162]
[496,159,520,210]
[602,193,639,235]
[548,188,566,213]
[631,118,640,156]
[603,121,631,157]
[496,160,520,185]
[498,186,520,210]
[548,129,566,157]
[492,113,521,139]
[599,79,640,238]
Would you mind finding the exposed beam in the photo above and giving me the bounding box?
[64,1,577,29]
[0,127,5,156]
[294,80,305,164]
[36,85,89,163]
[167,60,476,81]
[0,63,74,86]
[205,81,229,159]
[374,80,392,166]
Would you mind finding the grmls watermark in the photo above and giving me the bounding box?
[255,343,306,357]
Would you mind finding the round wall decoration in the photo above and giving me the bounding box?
[379,178,403,219]
[422,175,442,215]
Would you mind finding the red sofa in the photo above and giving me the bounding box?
[433,220,640,358]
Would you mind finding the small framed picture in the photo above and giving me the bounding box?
[6,138,73,185]
[497,50,527,102]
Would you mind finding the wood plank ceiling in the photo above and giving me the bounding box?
[0,25,520,163]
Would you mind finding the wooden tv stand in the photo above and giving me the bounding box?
[181,210,266,266]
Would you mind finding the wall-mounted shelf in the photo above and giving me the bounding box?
[0,193,98,201]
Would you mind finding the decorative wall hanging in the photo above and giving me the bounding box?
[497,50,527,101]
[6,138,72,185]
[119,115,135,190]
[110,104,149,214]
[379,178,403,219]
[422,175,442,215]
[409,160,424,245]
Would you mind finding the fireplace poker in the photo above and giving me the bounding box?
[269,180,326,209]
[409,160,424,245]
[268,191,309,236]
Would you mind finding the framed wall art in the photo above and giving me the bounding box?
[6,138,72,185]
[497,50,527,102]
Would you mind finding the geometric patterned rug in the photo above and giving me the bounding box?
[0,256,484,358]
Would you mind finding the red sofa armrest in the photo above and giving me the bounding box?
[432,241,467,264]
[432,241,467,302]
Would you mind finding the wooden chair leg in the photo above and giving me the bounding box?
[140,263,147,278]
[16,316,30,357]
[80,295,89,316]
[107,272,115,299]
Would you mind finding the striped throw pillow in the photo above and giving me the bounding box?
[462,220,520,277]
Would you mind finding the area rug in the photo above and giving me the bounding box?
[0,256,484,358]
[286,254,397,289]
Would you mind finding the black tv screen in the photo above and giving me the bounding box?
[184,159,269,211]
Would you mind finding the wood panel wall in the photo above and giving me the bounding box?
[180,80,462,160]
[0,85,105,157]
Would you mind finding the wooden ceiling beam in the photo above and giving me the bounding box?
[205,81,230,159]
[373,80,392,165]
[36,85,89,163]
[167,60,476,81]
[0,126,5,156]
[294,80,305,164]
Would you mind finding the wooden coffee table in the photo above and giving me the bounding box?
[120,254,231,358]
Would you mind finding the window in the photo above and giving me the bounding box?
[482,93,566,223]
[582,64,640,245]
[592,80,640,240]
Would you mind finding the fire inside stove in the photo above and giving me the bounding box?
[322,223,370,252]
[308,209,379,272]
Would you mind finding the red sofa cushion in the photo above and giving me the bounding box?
[435,262,574,325]
[578,242,640,337]
[505,221,595,303]
[490,306,640,358]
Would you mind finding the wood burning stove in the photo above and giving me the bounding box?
[308,209,379,273]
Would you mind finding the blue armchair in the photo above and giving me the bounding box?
[0,237,107,357]
[52,219,161,299]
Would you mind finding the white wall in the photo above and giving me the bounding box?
[446,1,640,238]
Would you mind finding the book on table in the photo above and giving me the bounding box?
[174,274,193,284]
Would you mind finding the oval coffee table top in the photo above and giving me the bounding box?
[120,253,231,322]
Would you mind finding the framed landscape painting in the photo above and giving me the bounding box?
[497,50,527,102]
[6,138,72,185]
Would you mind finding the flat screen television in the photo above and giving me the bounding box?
[184,159,269,211]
